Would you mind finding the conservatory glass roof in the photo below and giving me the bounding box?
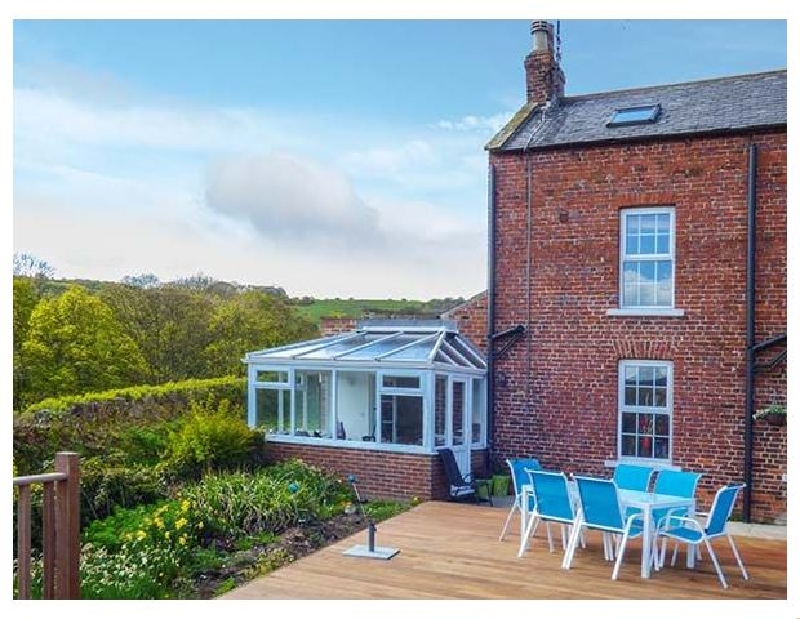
[244,319,486,371]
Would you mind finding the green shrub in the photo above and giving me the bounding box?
[80,457,169,525]
[116,422,174,466]
[165,399,263,479]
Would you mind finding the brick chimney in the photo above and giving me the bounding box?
[524,20,565,105]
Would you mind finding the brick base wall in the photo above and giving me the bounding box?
[265,443,488,501]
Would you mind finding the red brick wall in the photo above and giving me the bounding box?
[319,316,357,337]
[489,131,786,522]
[443,291,488,356]
[265,443,489,502]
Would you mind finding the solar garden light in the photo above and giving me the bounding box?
[342,473,399,560]
[288,480,306,525]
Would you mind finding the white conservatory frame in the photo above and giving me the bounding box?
[244,320,487,457]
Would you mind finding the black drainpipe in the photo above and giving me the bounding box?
[486,163,497,474]
[743,143,757,523]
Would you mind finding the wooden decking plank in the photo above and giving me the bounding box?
[221,501,786,600]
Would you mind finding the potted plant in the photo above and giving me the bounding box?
[753,403,786,427]
[490,458,511,496]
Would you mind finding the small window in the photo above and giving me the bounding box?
[256,369,289,384]
[618,361,672,462]
[621,207,675,308]
[607,104,661,127]
[382,375,420,389]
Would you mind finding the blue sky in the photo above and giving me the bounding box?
[12,19,787,298]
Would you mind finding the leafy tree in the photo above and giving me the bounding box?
[21,286,148,403]
[13,277,40,410]
[13,252,55,279]
[203,291,318,376]
[100,284,216,384]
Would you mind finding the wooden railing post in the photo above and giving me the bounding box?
[55,452,80,600]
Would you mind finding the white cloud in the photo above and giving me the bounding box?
[205,153,383,248]
[431,112,512,133]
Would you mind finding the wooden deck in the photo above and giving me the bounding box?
[221,501,787,600]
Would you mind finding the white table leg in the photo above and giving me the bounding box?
[686,502,696,569]
[642,507,652,579]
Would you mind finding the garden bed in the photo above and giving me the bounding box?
[188,512,372,598]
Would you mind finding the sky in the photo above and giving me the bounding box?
[11,18,788,300]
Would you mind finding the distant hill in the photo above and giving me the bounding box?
[24,276,465,326]
[289,297,466,324]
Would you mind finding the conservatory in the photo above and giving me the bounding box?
[244,320,487,485]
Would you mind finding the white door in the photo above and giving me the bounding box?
[450,378,471,478]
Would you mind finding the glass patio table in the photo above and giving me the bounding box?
[521,483,696,578]
[617,489,696,578]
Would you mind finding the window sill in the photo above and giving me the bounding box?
[266,434,488,455]
[604,459,680,471]
[606,308,685,317]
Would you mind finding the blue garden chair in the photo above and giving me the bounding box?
[565,476,652,579]
[613,463,655,492]
[499,457,541,541]
[654,484,748,588]
[651,470,703,566]
[518,470,577,558]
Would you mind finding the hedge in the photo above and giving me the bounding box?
[21,376,246,419]
[13,376,248,476]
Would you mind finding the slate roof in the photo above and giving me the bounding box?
[488,69,786,152]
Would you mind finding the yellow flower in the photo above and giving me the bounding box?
[197,521,204,530]
[136,530,146,541]
[181,499,190,512]
[154,517,164,529]
[165,531,170,540]
[175,517,187,529]
[179,535,187,546]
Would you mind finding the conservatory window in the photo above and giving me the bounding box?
[293,370,332,438]
[255,387,291,435]
[471,378,484,445]
[434,375,447,447]
[380,395,423,446]
[335,371,376,441]
[378,371,424,446]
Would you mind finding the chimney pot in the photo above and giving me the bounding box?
[531,20,550,51]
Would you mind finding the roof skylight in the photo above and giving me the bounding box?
[607,104,661,127]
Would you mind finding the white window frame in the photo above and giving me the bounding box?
[618,360,673,465]
[619,207,676,310]
[376,370,427,447]
[249,365,293,434]
[470,377,486,447]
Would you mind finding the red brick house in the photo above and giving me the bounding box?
[481,21,786,523]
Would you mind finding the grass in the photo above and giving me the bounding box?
[292,299,427,323]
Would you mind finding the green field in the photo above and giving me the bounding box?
[292,298,464,324]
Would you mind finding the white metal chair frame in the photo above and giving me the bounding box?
[563,477,660,579]
[499,458,539,542]
[518,470,583,558]
[654,484,748,588]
